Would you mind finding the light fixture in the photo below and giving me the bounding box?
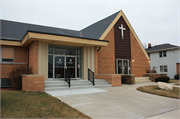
[132,58,134,61]
[149,59,151,62]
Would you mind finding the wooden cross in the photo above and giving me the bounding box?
[119,24,126,39]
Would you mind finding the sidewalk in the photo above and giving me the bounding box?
[54,82,180,119]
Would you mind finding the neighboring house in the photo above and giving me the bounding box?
[0,10,150,87]
[146,43,180,78]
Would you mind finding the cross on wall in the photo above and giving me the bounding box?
[119,24,126,39]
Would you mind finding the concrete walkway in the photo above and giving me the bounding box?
[54,82,180,119]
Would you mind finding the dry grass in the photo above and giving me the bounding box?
[1,90,90,118]
[174,83,180,86]
[169,79,179,83]
[137,85,180,99]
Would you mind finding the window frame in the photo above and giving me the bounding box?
[159,51,162,57]
[160,65,168,72]
[1,47,14,63]
[163,51,167,57]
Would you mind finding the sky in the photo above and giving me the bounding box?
[0,0,179,47]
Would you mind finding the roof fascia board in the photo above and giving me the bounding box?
[0,40,22,46]
[146,47,180,53]
[26,32,108,46]
[99,10,150,60]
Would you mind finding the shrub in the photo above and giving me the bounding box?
[155,76,170,83]
[174,74,179,80]
[9,66,32,90]
[146,69,157,73]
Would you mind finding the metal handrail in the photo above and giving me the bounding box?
[88,68,95,86]
[65,69,71,87]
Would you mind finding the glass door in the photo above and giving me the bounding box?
[117,60,123,74]
[66,57,75,78]
[123,60,128,74]
[54,56,64,78]
[116,59,129,74]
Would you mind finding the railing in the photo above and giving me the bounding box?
[65,69,71,87]
[88,68,95,86]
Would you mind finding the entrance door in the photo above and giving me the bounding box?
[54,56,64,78]
[54,56,76,78]
[116,59,129,74]
[66,57,75,78]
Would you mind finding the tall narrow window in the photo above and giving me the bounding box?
[163,51,167,57]
[159,51,162,57]
[1,48,14,62]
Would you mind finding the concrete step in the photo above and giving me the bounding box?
[135,77,151,83]
[45,85,95,91]
[44,79,112,91]
[95,84,112,88]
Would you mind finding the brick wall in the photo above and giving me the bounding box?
[96,74,121,86]
[29,41,38,75]
[176,63,180,74]
[14,47,28,63]
[1,64,27,78]
[130,31,150,77]
[0,46,28,78]
[97,27,116,74]
[143,73,167,82]
[94,46,98,75]
[22,75,44,92]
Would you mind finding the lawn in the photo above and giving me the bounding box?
[169,79,179,83]
[137,85,180,99]
[1,90,90,118]
[174,83,180,86]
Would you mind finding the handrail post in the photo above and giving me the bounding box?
[88,68,95,86]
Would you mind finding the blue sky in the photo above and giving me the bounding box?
[1,0,179,47]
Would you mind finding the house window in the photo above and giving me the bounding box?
[1,47,14,62]
[160,65,168,72]
[159,51,167,57]
[159,51,162,57]
[163,51,166,57]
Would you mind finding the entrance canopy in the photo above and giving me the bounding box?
[1,31,109,47]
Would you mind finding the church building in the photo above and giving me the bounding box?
[0,10,150,87]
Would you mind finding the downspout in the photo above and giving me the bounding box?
[27,45,29,68]
[97,46,101,52]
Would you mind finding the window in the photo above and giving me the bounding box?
[163,51,166,57]
[1,47,14,62]
[160,65,168,72]
[159,51,167,57]
[159,51,162,57]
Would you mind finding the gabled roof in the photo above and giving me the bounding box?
[146,44,179,53]
[81,11,120,39]
[0,11,120,41]
[0,19,80,41]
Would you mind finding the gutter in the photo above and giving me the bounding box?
[146,47,180,53]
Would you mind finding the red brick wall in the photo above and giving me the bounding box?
[0,64,27,78]
[130,31,150,77]
[176,63,180,74]
[97,27,116,74]
[94,46,98,75]
[0,46,28,78]
[14,47,28,63]
[22,75,44,92]
[29,41,38,75]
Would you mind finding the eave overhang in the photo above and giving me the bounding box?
[1,31,109,47]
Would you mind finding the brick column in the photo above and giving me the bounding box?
[29,41,38,75]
